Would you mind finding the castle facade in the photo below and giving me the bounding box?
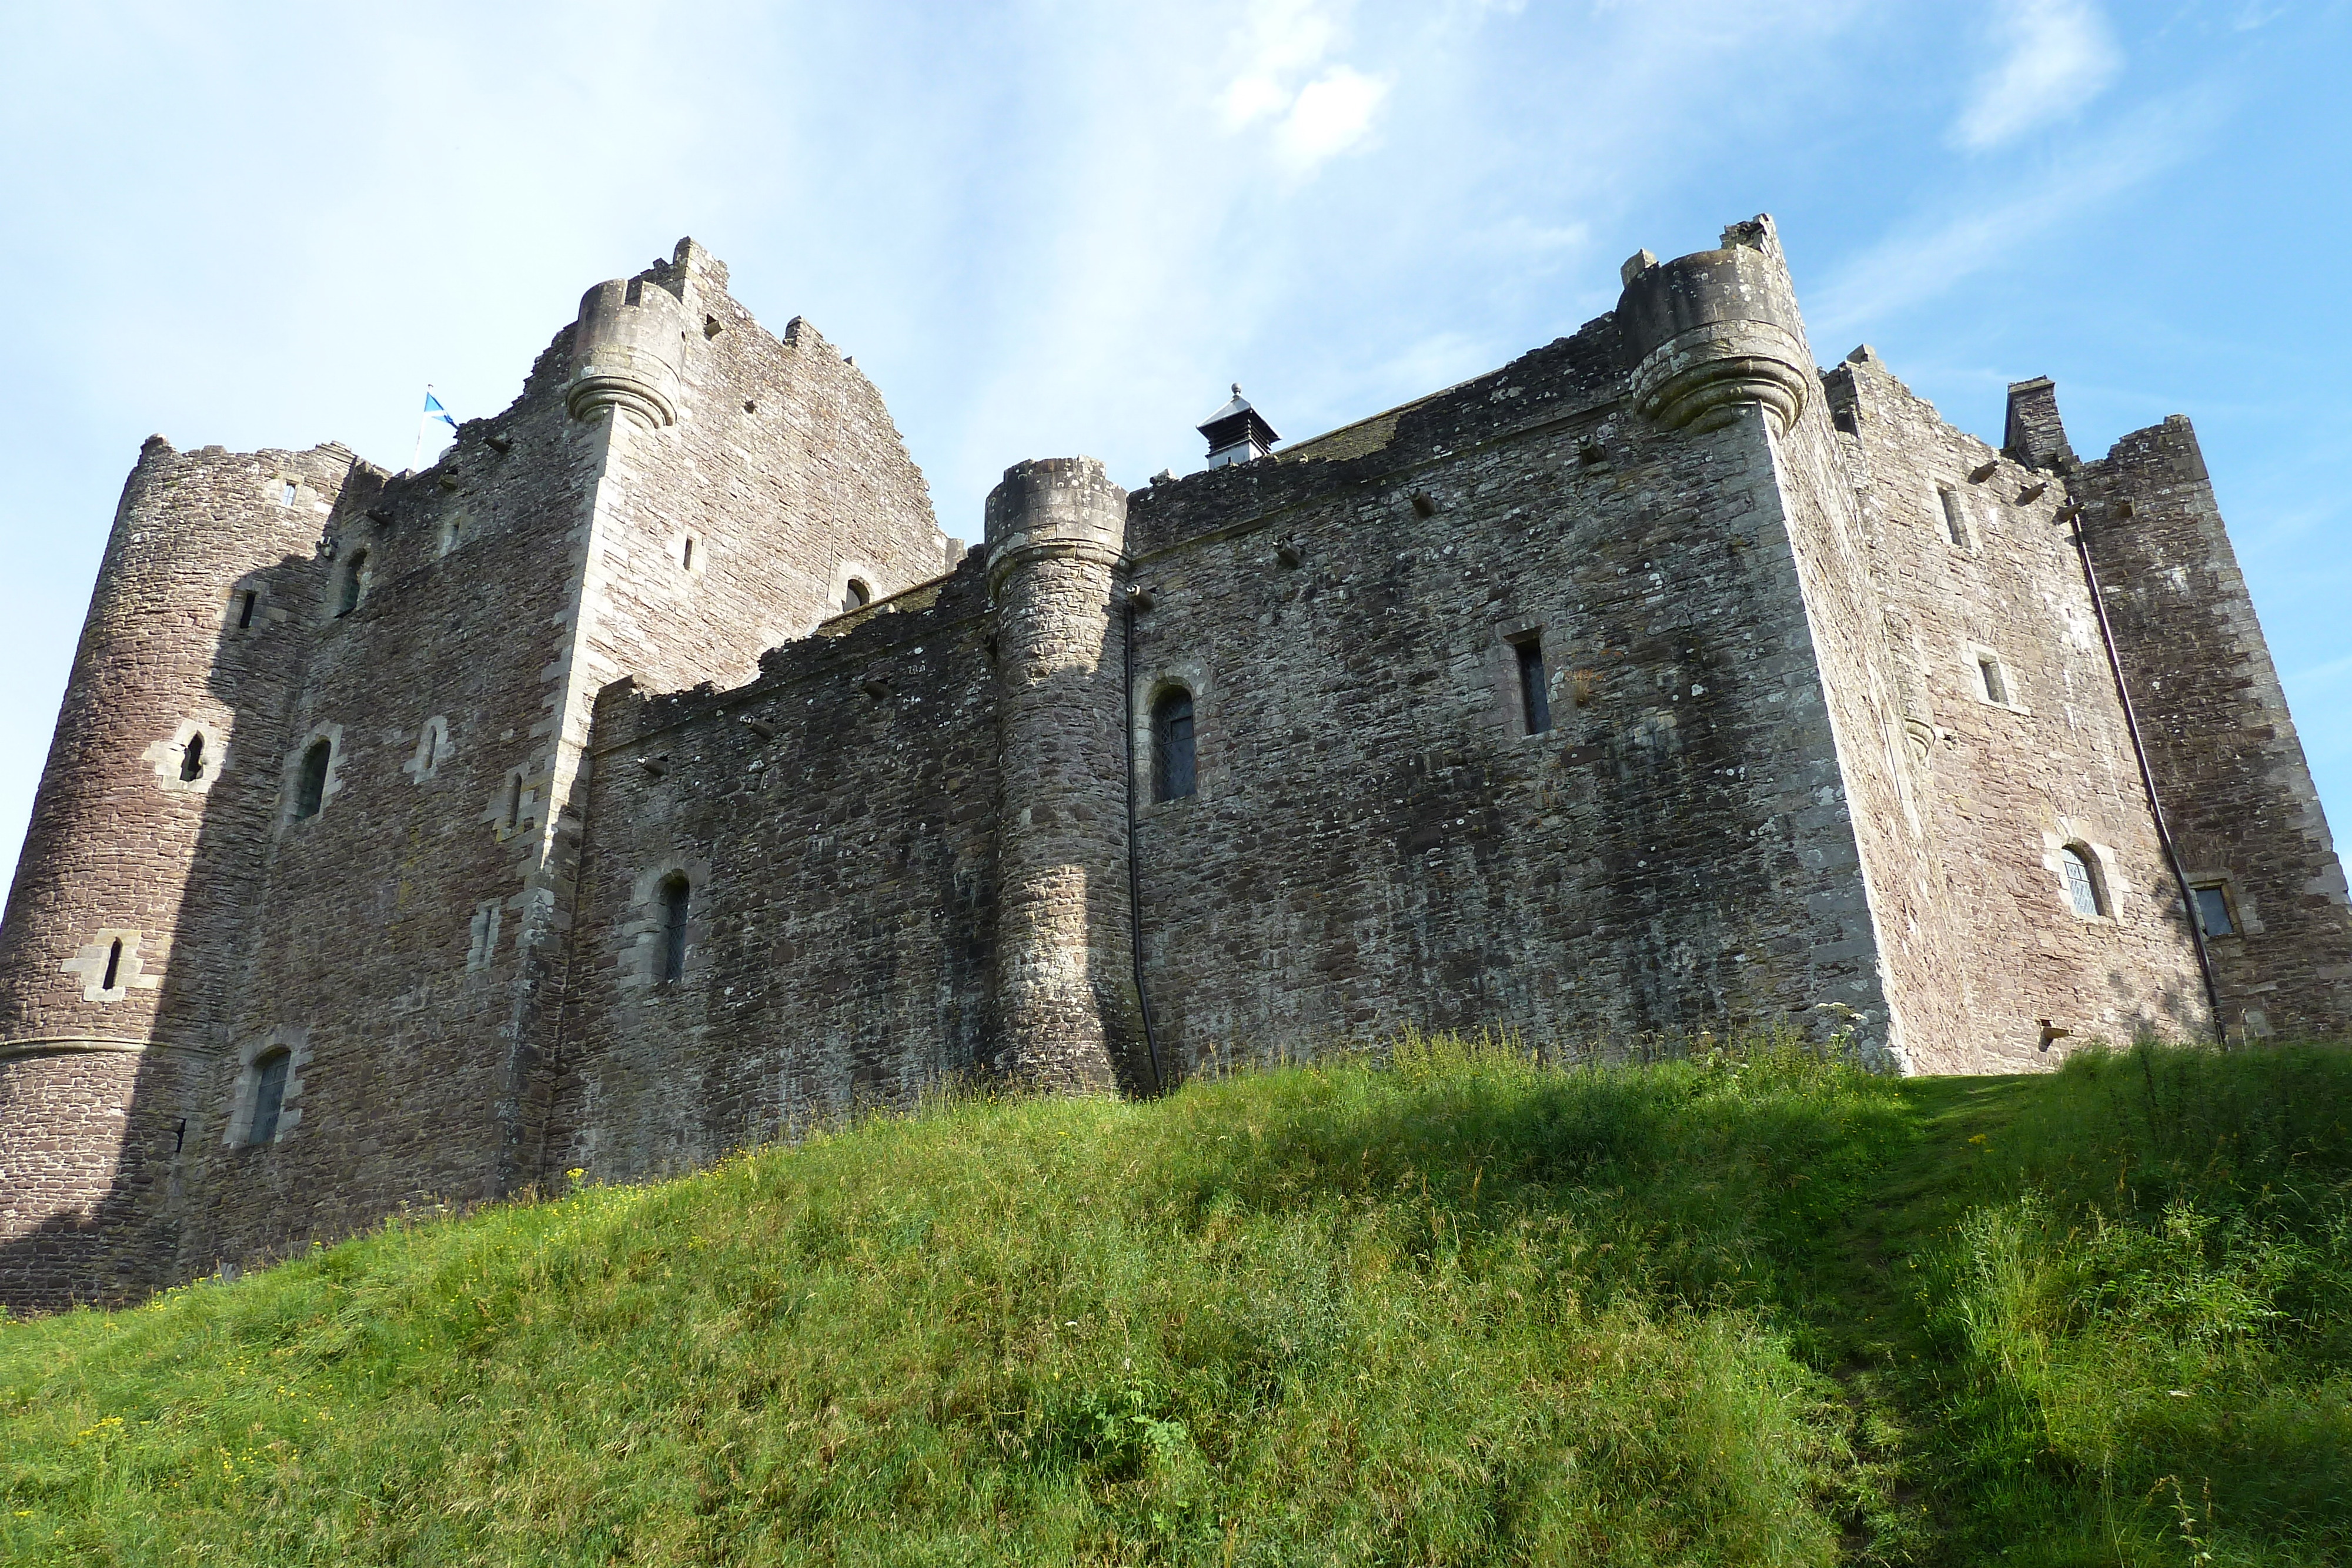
[5,218,2347,1310]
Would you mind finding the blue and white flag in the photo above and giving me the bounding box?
[412,385,461,469]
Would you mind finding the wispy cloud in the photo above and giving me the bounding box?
[1813,86,2223,343]
[1952,0,2124,151]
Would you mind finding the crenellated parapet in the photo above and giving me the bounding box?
[566,276,690,427]
[1618,215,1813,435]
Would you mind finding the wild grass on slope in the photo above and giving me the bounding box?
[5,1037,2351,1566]
[1,1035,1902,1567]
[1920,1045,2352,1566]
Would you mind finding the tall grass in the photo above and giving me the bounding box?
[1921,1044,2352,1566]
[2,1034,2347,1566]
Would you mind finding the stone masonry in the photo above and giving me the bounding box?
[5,219,2347,1311]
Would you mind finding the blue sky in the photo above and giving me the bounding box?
[0,1,2344,900]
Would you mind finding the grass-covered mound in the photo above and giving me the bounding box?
[2,1037,2347,1566]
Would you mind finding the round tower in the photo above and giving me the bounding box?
[1618,214,1814,436]
[984,457,1147,1092]
[0,437,353,1310]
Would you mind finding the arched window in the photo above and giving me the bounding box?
[844,579,871,613]
[295,740,330,820]
[1152,688,1196,804]
[102,939,122,992]
[659,872,690,982]
[337,550,367,617]
[2061,844,2106,918]
[249,1049,291,1145]
[179,731,206,783]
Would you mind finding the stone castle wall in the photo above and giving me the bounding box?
[5,220,2348,1310]
[2073,418,2352,1039]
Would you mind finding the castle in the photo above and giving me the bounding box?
[5,217,2348,1312]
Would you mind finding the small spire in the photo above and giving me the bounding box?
[1198,384,1279,468]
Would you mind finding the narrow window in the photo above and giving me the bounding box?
[1978,657,2007,706]
[280,481,297,507]
[680,537,695,570]
[102,939,122,992]
[659,873,690,982]
[337,550,366,617]
[1515,635,1552,735]
[506,773,524,829]
[1939,489,1969,549]
[179,732,206,783]
[2194,885,2235,937]
[236,590,258,628]
[1151,688,1196,803]
[249,1049,291,1144]
[844,579,871,613]
[2062,845,2105,918]
[295,739,330,820]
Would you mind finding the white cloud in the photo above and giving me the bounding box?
[1271,66,1391,172]
[1952,0,2124,151]
[1217,0,1391,178]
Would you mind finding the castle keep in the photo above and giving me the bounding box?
[5,219,2347,1310]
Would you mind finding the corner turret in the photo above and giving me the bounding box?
[1617,215,1812,434]
[566,273,690,427]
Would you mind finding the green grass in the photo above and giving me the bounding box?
[2,1034,2347,1566]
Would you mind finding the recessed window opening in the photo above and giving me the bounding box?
[2194,885,2235,938]
[1151,688,1197,804]
[1514,635,1552,735]
[1939,489,1970,549]
[179,732,206,783]
[419,725,438,773]
[1978,657,2008,706]
[102,939,122,992]
[2061,845,2106,918]
[659,873,690,982]
[280,482,297,507]
[249,1049,290,1145]
[295,740,330,820]
[680,537,696,571]
[843,579,871,613]
[236,590,258,629]
[506,773,525,830]
[337,551,366,617]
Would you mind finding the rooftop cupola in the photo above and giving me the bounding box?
[1198,385,1279,468]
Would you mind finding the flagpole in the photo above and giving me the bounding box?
[410,383,433,472]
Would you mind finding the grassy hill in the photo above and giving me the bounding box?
[3,1034,2348,1566]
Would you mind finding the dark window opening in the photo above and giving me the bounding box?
[250,1049,290,1144]
[236,590,258,628]
[681,537,695,570]
[2062,845,2106,918]
[506,773,524,829]
[659,873,690,982]
[2194,885,2235,938]
[295,740,330,820]
[337,551,366,617]
[1832,407,1859,435]
[1151,689,1196,803]
[1939,489,1969,549]
[1515,636,1553,735]
[1979,657,2008,706]
[844,579,871,613]
[102,939,122,991]
[179,732,206,783]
